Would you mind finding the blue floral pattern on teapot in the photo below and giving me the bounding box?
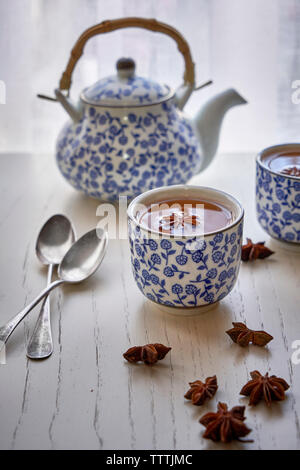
[82,74,170,106]
[56,100,201,201]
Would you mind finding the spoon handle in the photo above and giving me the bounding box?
[26,264,54,360]
[0,279,64,345]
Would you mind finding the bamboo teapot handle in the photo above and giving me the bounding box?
[58,17,195,93]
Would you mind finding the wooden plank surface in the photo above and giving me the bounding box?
[0,152,299,450]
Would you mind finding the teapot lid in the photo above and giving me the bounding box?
[81,58,172,107]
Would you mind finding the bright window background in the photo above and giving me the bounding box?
[0,0,299,154]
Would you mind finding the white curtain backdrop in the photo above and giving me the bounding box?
[0,0,299,154]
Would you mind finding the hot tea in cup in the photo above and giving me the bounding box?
[138,198,233,236]
[262,148,300,177]
[128,185,244,314]
[256,143,300,244]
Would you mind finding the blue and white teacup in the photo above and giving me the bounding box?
[127,185,244,314]
[256,143,300,244]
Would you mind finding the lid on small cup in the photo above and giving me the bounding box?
[81,57,171,107]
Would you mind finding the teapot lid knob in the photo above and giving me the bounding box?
[116,58,136,79]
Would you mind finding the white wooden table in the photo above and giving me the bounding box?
[0,152,299,450]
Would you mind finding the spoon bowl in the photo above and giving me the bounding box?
[59,228,108,283]
[36,214,75,265]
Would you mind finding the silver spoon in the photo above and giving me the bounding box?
[27,214,75,360]
[0,228,108,349]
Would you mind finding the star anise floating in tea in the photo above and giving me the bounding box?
[240,370,290,406]
[159,212,200,232]
[199,402,252,443]
[281,166,300,177]
[226,322,273,347]
[184,375,218,406]
[123,343,171,365]
[241,238,274,261]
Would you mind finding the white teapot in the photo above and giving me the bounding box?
[41,18,246,201]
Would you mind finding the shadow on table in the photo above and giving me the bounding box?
[138,299,273,361]
[137,298,233,342]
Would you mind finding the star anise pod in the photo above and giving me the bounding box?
[281,166,300,177]
[123,343,171,365]
[199,402,252,443]
[184,375,218,406]
[182,214,200,226]
[159,213,179,229]
[240,370,290,406]
[241,238,274,261]
[159,212,200,232]
[226,322,273,347]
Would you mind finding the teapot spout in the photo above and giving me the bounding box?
[194,89,247,172]
[55,89,82,122]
